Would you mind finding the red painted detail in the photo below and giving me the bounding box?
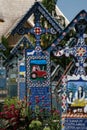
[31,65,47,79]
[34,27,42,35]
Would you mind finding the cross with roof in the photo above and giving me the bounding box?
[17,9,57,50]
[54,17,87,75]
[11,1,62,52]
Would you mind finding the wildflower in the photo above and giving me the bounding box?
[53,110,60,115]
[15,110,20,117]
[3,105,8,111]
[0,111,4,118]
[9,104,15,111]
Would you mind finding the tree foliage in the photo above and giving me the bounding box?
[42,0,57,15]
[1,35,10,57]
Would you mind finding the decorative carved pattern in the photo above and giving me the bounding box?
[53,10,87,75]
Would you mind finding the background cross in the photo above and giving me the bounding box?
[54,19,87,75]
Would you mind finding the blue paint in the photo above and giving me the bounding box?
[65,118,87,130]
[19,66,25,72]
[19,82,25,100]
[30,59,47,65]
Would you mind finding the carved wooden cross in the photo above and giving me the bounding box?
[54,33,87,75]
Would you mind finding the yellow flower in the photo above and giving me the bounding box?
[29,120,42,128]
[43,127,51,130]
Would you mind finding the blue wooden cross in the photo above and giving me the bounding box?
[17,10,57,51]
[11,1,62,55]
[54,19,87,75]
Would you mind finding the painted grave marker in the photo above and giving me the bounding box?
[53,10,87,130]
[26,49,51,111]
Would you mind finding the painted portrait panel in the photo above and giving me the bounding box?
[67,81,87,117]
